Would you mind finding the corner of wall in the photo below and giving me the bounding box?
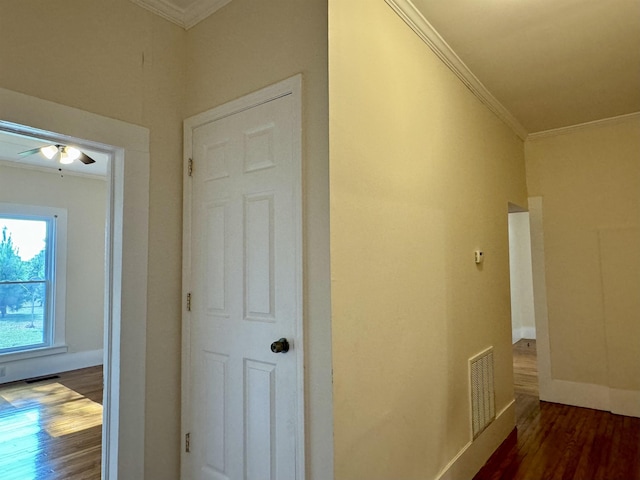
[436,401,515,480]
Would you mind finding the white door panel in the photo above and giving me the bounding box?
[184,81,302,480]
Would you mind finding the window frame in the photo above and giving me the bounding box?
[0,203,68,360]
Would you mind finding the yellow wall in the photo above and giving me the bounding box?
[329,2,527,479]
[185,0,333,477]
[0,1,186,477]
[526,117,640,393]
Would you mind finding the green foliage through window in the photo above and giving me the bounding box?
[0,219,50,352]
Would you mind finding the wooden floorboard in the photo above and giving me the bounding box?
[0,366,103,480]
[513,339,539,397]
[474,339,640,480]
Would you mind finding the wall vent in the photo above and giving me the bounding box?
[470,347,495,439]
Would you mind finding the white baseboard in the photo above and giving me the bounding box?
[0,349,103,384]
[511,327,537,344]
[540,378,610,411]
[540,379,640,418]
[436,400,515,480]
[610,388,640,417]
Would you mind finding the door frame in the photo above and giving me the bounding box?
[182,74,305,479]
[0,87,150,479]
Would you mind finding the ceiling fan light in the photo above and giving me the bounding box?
[59,152,74,165]
[64,146,81,161]
[41,145,59,159]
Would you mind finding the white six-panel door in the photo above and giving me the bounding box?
[183,77,303,480]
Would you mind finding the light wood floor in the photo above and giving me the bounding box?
[0,366,103,480]
[513,338,539,397]
[474,339,640,479]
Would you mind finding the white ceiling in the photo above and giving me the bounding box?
[0,130,109,178]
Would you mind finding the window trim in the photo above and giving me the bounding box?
[0,203,68,360]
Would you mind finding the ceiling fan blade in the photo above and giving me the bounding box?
[18,147,44,157]
[78,152,96,165]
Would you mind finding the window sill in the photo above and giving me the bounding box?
[0,345,69,363]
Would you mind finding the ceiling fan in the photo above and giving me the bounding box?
[18,144,96,165]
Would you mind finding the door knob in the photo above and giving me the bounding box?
[270,338,290,353]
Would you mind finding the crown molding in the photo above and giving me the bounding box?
[130,0,184,28]
[527,111,640,141]
[130,0,232,29]
[183,0,232,29]
[385,0,528,140]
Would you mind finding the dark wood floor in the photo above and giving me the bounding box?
[0,366,103,480]
[474,339,640,480]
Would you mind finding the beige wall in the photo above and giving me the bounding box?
[526,117,640,398]
[0,165,106,354]
[0,1,186,478]
[185,0,333,478]
[329,1,527,479]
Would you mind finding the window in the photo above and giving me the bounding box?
[0,204,67,358]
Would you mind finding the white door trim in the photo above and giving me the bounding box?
[182,74,304,479]
[0,87,150,479]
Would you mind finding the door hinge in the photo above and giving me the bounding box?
[186,292,192,312]
[188,158,193,177]
[185,432,191,453]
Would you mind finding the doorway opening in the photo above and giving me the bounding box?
[508,204,539,420]
[0,87,150,478]
[0,125,115,480]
